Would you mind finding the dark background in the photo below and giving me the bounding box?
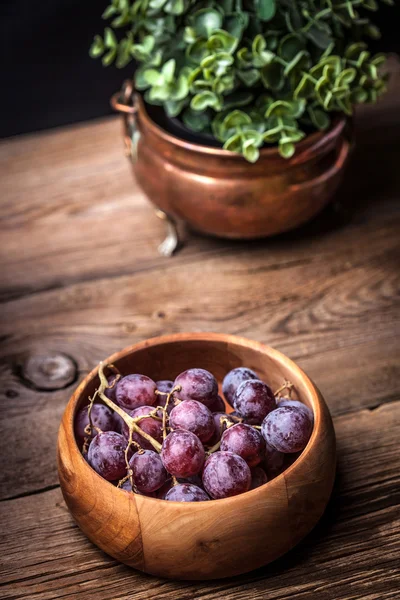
[1,0,399,139]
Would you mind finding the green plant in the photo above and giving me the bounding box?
[91,0,392,162]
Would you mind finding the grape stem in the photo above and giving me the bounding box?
[97,363,163,453]
[274,380,294,398]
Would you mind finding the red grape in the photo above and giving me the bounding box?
[75,404,117,446]
[156,479,174,499]
[277,398,314,423]
[220,423,265,467]
[156,380,175,413]
[161,430,205,477]
[207,412,234,445]
[264,442,285,478]
[222,367,260,406]
[262,406,313,453]
[165,483,210,502]
[207,394,226,413]
[169,400,214,443]
[115,374,157,410]
[88,431,127,481]
[129,450,167,493]
[234,380,276,424]
[250,466,268,489]
[104,374,119,401]
[121,405,162,450]
[173,368,218,408]
[202,451,251,499]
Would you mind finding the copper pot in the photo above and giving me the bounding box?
[112,82,352,253]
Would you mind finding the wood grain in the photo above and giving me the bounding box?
[1,402,399,599]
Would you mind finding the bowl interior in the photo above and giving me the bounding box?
[71,334,318,450]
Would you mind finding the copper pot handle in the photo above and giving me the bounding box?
[111,80,138,157]
[289,137,351,192]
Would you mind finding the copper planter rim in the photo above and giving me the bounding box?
[111,87,347,162]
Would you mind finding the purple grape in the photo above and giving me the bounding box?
[220,423,265,467]
[165,483,210,502]
[156,479,174,499]
[120,478,133,491]
[169,400,214,443]
[121,405,162,450]
[177,474,204,488]
[161,430,205,477]
[264,442,285,478]
[74,404,117,446]
[173,368,218,408]
[156,380,175,413]
[277,398,314,423]
[261,406,313,453]
[88,431,128,481]
[207,394,226,413]
[112,412,125,434]
[202,451,251,499]
[234,380,276,424]
[129,450,167,493]
[208,412,234,445]
[222,367,260,406]
[250,467,268,489]
[156,380,174,394]
[104,374,119,401]
[115,374,157,410]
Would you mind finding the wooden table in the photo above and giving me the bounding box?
[1,61,399,599]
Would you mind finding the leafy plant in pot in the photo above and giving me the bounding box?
[92,0,391,253]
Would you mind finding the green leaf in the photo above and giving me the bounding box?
[183,108,211,132]
[266,100,294,118]
[162,59,176,83]
[255,0,276,22]
[308,106,330,130]
[187,40,209,64]
[238,69,260,87]
[336,67,357,86]
[90,35,104,58]
[164,0,185,15]
[102,47,117,66]
[102,5,117,19]
[208,30,238,54]
[224,133,242,153]
[261,61,285,91]
[191,91,221,111]
[263,126,281,142]
[222,91,254,111]
[225,12,250,38]
[192,9,223,38]
[164,98,187,117]
[104,27,117,49]
[294,73,315,99]
[223,110,252,129]
[345,42,367,61]
[306,24,333,49]
[144,69,164,86]
[171,74,189,101]
[278,34,305,62]
[284,50,310,76]
[279,140,295,158]
[243,141,260,163]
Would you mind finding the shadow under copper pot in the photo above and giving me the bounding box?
[112,85,353,244]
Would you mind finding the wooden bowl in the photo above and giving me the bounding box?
[57,333,336,580]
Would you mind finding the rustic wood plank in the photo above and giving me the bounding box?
[1,402,399,599]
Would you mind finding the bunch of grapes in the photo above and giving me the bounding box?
[76,363,314,502]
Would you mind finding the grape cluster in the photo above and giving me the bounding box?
[76,364,314,502]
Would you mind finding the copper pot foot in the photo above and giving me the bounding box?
[155,210,182,257]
